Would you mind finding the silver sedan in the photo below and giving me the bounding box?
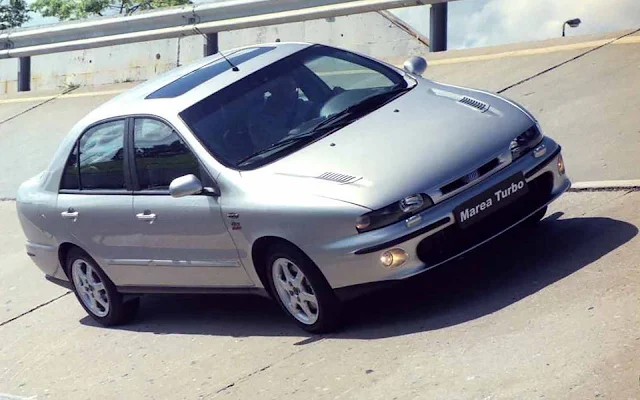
[16,43,570,332]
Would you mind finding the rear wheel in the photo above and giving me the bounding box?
[266,243,342,333]
[67,248,139,326]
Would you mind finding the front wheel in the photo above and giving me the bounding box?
[266,243,342,333]
[67,248,139,326]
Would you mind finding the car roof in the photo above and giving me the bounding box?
[78,42,313,127]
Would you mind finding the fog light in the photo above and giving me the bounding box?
[380,248,408,269]
[557,154,566,175]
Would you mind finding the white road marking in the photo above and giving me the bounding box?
[0,393,37,400]
[0,88,124,104]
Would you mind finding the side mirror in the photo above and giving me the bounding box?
[169,174,203,198]
[403,56,428,76]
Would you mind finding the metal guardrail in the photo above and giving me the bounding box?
[0,0,454,59]
[0,0,456,91]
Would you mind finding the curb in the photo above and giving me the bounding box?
[567,180,640,192]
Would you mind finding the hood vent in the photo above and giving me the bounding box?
[459,96,490,113]
[316,172,358,184]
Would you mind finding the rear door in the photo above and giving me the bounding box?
[126,117,250,289]
[57,119,135,281]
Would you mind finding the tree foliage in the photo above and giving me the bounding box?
[0,0,30,30]
[31,0,190,21]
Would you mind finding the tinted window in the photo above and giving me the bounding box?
[78,120,126,190]
[60,142,79,190]
[180,45,406,170]
[134,118,201,191]
[146,47,274,99]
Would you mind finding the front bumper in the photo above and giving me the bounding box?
[317,138,570,289]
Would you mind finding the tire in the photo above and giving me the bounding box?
[266,243,342,333]
[66,248,139,326]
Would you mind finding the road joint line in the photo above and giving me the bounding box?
[212,336,326,397]
[0,86,79,125]
[0,291,71,328]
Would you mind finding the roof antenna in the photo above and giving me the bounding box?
[193,26,239,72]
[219,50,239,72]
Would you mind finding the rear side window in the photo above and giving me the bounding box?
[79,120,127,190]
[133,118,201,191]
[60,120,127,191]
[60,142,79,190]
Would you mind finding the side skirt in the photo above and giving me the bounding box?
[116,285,271,298]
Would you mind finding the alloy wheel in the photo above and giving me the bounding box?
[71,259,110,317]
[271,257,319,325]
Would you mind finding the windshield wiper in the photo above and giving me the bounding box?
[235,113,358,167]
[236,85,412,167]
[316,85,410,130]
[236,134,317,167]
[279,85,411,141]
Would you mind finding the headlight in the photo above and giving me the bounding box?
[356,194,434,233]
[510,124,544,160]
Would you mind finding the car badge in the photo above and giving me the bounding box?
[463,170,480,183]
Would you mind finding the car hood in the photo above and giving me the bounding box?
[244,80,535,210]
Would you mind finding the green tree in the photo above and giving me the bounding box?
[31,0,190,21]
[0,0,30,30]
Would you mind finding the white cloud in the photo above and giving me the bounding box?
[457,0,640,48]
[392,0,640,49]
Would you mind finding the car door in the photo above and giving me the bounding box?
[57,119,135,281]
[126,117,251,288]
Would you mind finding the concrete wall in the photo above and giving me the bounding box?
[0,11,429,94]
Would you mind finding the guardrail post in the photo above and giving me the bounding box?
[429,2,448,52]
[203,33,219,57]
[17,56,31,92]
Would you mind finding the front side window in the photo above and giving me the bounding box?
[180,45,410,170]
[67,120,127,190]
[133,118,201,191]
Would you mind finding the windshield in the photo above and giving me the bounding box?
[180,45,410,170]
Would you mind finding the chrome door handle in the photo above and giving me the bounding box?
[61,211,78,219]
[136,212,157,221]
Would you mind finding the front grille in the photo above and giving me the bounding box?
[440,157,501,195]
[417,172,554,266]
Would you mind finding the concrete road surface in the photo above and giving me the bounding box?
[2,30,640,400]
[1,31,640,198]
[1,190,640,399]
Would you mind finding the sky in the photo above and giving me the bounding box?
[392,0,640,48]
[23,0,640,49]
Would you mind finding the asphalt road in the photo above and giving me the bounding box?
[1,191,639,399]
